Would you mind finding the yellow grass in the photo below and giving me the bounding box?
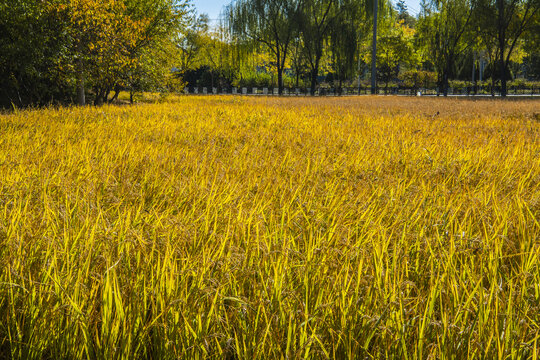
[1,96,539,359]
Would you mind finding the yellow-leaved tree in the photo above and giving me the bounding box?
[51,0,188,105]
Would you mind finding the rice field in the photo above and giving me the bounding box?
[1,96,539,359]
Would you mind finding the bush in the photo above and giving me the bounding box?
[400,70,438,89]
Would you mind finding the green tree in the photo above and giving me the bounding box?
[328,0,371,92]
[300,0,345,94]
[119,0,189,102]
[376,20,419,93]
[226,0,302,94]
[0,0,189,107]
[522,11,540,79]
[396,0,417,27]
[177,13,210,74]
[202,22,242,87]
[0,0,71,107]
[289,36,309,88]
[417,0,475,96]
[298,0,383,94]
[474,0,540,96]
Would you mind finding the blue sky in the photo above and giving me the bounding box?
[191,0,422,22]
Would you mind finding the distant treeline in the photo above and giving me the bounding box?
[180,0,540,97]
[1,0,539,107]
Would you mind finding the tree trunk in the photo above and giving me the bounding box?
[277,67,283,95]
[499,50,507,97]
[276,48,283,95]
[109,86,120,104]
[310,55,321,96]
[497,0,507,97]
[442,55,452,96]
[77,58,85,106]
[310,68,317,95]
[443,71,449,96]
[102,88,110,105]
[371,0,378,95]
[94,87,105,106]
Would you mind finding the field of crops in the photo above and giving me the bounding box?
[1,96,539,359]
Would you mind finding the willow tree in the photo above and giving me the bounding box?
[329,14,358,93]
[226,0,302,95]
[329,1,370,92]
[299,0,341,94]
[299,0,381,95]
[177,14,210,74]
[417,0,475,96]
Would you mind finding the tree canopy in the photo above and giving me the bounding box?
[0,0,189,107]
[2,0,540,106]
[187,0,540,97]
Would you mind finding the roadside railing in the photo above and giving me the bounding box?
[182,85,540,96]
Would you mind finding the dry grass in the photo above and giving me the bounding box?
[1,96,539,359]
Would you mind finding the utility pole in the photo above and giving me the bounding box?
[480,60,485,82]
[358,30,363,94]
[358,57,363,94]
[479,52,485,93]
[371,0,378,95]
[358,28,365,95]
[472,52,476,95]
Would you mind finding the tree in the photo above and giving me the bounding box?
[328,0,371,92]
[376,20,419,93]
[475,0,540,96]
[201,22,242,88]
[226,0,302,95]
[289,36,309,88]
[522,11,540,79]
[0,0,72,107]
[329,11,359,92]
[124,33,184,103]
[177,13,210,74]
[118,0,189,102]
[396,0,417,27]
[417,0,474,96]
[296,0,380,95]
[60,0,152,105]
[0,0,188,108]
[300,0,344,94]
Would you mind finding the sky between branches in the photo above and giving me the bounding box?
[192,0,422,22]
